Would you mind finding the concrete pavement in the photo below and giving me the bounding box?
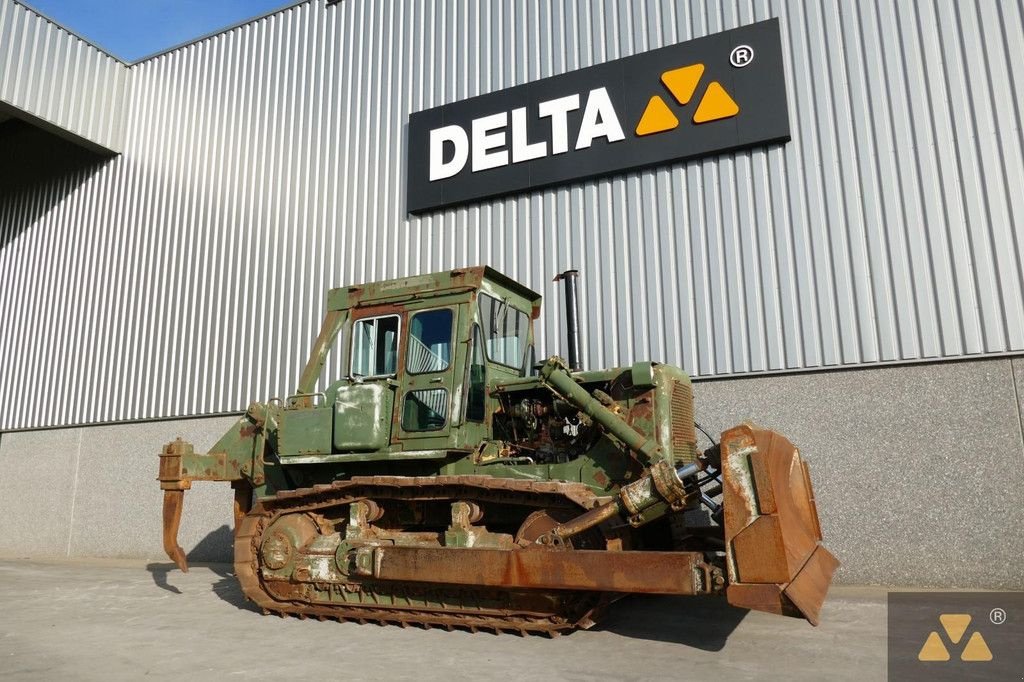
[0,558,887,681]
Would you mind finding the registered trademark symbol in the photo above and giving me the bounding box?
[990,607,1006,625]
[730,44,754,68]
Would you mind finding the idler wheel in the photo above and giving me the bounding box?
[259,513,318,573]
[261,531,292,570]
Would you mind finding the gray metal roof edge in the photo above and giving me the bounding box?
[12,0,320,67]
[128,0,314,65]
[11,0,131,65]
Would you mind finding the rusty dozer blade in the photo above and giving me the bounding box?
[720,424,839,625]
[162,489,189,573]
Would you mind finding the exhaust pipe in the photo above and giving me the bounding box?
[553,269,582,371]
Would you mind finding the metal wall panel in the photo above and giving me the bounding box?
[1,0,1023,430]
[0,0,128,151]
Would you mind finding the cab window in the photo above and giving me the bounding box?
[402,388,448,431]
[478,294,528,368]
[351,315,399,377]
[406,309,453,373]
[465,325,486,421]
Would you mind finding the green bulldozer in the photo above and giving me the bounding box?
[159,266,837,634]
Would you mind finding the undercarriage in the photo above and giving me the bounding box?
[234,475,723,635]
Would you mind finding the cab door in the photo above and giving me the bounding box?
[395,305,459,448]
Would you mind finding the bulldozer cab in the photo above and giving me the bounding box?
[277,267,541,461]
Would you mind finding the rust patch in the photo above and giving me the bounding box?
[721,424,838,624]
[162,490,188,572]
[373,546,709,594]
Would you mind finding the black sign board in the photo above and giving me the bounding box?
[406,18,790,214]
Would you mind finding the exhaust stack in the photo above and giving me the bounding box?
[553,270,582,371]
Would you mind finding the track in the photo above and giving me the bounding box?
[233,475,619,636]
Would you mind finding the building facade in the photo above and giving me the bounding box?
[1,0,1022,587]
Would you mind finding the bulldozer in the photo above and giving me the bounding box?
[158,266,837,635]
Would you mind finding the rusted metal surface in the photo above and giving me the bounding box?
[233,476,616,635]
[648,460,691,510]
[539,358,663,462]
[157,438,193,491]
[368,546,711,595]
[161,490,187,572]
[548,501,621,541]
[668,380,697,463]
[721,424,838,624]
[551,459,698,541]
[783,545,841,626]
[723,545,840,626]
[231,480,253,533]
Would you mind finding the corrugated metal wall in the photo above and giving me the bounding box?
[0,0,128,151]
[1,0,1023,430]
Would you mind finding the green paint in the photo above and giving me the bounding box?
[165,266,698,501]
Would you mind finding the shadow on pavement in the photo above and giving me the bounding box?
[146,559,261,613]
[145,562,183,594]
[147,524,262,611]
[597,594,749,649]
[146,523,235,594]
[186,524,235,563]
[210,570,262,613]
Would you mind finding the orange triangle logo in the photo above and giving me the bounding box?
[661,64,704,105]
[918,631,950,661]
[635,65,741,135]
[693,81,739,123]
[635,95,679,136]
[939,614,971,644]
[961,632,993,662]
[917,614,994,663]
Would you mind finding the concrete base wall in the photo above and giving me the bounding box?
[691,357,1024,588]
[1,357,1022,588]
[0,416,240,564]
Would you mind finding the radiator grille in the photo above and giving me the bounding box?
[670,381,698,464]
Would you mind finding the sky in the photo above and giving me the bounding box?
[25,0,299,62]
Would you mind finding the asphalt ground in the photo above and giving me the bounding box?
[0,558,887,681]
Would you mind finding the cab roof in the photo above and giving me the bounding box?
[326,266,542,314]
